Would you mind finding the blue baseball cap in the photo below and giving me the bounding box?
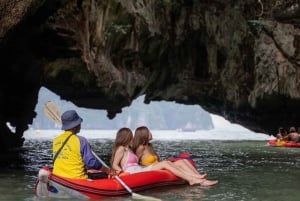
[61,110,83,130]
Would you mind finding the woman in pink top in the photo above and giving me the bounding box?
[111,127,218,186]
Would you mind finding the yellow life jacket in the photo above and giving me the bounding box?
[52,131,87,179]
[275,140,286,146]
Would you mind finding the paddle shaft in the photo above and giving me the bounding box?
[92,151,161,201]
[91,151,133,194]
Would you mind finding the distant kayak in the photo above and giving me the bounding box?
[268,140,300,148]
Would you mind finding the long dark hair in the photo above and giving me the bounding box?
[132,126,160,161]
[110,127,133,166]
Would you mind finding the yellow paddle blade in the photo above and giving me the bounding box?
[44,101,62,125]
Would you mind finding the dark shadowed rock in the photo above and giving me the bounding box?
[0,0,299,150]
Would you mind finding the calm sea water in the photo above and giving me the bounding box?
[1,129,300,201]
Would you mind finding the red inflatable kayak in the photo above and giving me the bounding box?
[35,153,195,199]
[268,140,300,148]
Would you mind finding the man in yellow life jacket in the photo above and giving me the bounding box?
[52,110,110,179]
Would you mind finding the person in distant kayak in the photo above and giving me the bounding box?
[110,127,218,186]
[132,126,209,179]
[52,110,110,179]
[283,126,300,143]
[275,127,287,141]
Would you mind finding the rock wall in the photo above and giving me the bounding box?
[0,0,299,150]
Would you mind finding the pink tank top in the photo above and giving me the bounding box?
[122,150,139,170]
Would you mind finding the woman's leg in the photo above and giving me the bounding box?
[173,159,206,179]
[151,160,197,185]
[151,161,217,186]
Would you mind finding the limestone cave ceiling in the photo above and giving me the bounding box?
[0,0,300,150]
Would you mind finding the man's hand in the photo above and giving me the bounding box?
[108,169,125,178]
[87,169,102,173]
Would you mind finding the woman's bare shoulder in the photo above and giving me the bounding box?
[116,145,126,153]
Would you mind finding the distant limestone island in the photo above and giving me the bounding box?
[32,87,214,130]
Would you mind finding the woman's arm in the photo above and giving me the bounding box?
[135,145,145,161]
[112,146,125,171]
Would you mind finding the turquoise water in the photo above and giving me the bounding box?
[1,130,300,201]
